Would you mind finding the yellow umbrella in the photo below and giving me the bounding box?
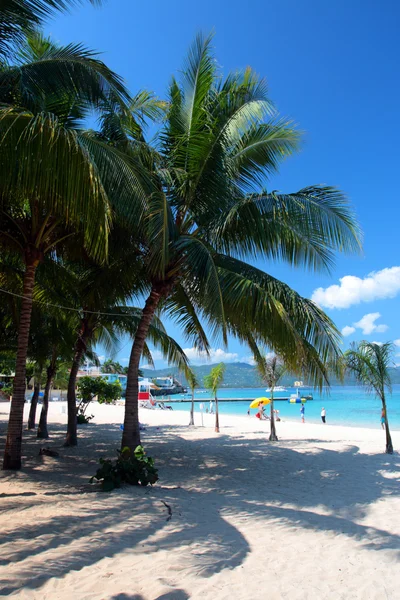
[249,397,270,409]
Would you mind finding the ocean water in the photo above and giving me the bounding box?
[163,385,400,430]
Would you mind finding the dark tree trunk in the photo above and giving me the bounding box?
[27,379,41,430]
[37,355,57,440]
[122,284,165,451]
[189,390,195,426]
[269,394,278,441]
[382,398,393,454]
[64,335,86,447]
[215,394,220,433]
[3,260,38,470]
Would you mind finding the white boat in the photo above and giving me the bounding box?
[266,386,287,392]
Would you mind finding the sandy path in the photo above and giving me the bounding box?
[0,403,399,599]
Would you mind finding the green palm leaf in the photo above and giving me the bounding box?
[0,0,103,58]
[210,185,362,272]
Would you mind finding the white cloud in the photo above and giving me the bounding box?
[140,363,154,370]
[242,356,256,366]
[150,350,164,361]
[311,266,400,309]
[394,339,400,347]
[98,355,105,363]
[184,347,239,365]
[353,313,388,335]
[341,325,356,337]
[372,341,384,346]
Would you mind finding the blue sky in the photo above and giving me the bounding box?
[48,0,400,366]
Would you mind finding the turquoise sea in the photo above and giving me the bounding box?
[164,385,400,430]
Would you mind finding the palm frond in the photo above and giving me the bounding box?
[0,109,110,261]
[162,283,211,353]
[210,185,362,272]
[0,1,103,60]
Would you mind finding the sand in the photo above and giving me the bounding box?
[0,401,399,600]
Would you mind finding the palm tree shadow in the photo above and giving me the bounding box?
[0,419,399,596]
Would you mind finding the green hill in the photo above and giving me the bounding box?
[142,362,400,388]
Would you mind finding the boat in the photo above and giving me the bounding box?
[266,386,287,392]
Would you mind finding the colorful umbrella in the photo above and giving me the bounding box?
[249,397,271,409]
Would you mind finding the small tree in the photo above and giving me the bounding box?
[345,341,394,454]
[101,360,125,374]
[204,363,225,433]
[254,353,286,441]
[76,376,122,423]
[186,368,199,426]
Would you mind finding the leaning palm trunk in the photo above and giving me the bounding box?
[28,378,41,430]
[38,351,57,440]
[122,285,164,450]
[3,261,38,469]
[65,336,87,447]
[269,391,278,441]
[382,397,393,454]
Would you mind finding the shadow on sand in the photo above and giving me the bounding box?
[0,419,399,597]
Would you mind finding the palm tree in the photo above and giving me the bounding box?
[101,359,125,374]
[186,368,199,426]
[345,341,394,454]
[120,33,361,451]
[53,236,188,446]
[0,32,146,469]
[204,363,226,433]
[252,351,286,441]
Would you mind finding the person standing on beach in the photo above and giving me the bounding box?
[209,400,214,414]
[321,407,326,423]
[381,407,386,430]
[300,403,305,423]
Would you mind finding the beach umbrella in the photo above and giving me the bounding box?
[249,397,270,409]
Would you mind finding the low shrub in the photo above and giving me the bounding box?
[77,412,94,424]
[90,445,158,491]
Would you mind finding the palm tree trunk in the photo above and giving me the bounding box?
[269,391,278,441]
[27,379,41,430]
[64,335,86,447]
[382,398,393,454]
[215,394,220,433]
[122,284,165,451]
[3,261,37,470]
[37,353,57,440]
[189,389,195,426]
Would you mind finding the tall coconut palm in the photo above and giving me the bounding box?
[345,341,394,454]
[204,363,225,433]
[252,351,286,441]
[120,33,361,451]
[0,33,147,469]
[47,233,188,446]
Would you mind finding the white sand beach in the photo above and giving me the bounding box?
[0,402,399,600]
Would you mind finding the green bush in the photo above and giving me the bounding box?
[77,413,94,424]
[90,445,159,491]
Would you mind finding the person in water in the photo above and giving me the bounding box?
[321,407,326,423]
[381,408,386,430]
[300,403,305,423]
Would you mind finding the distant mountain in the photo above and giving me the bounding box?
[142,362,400,388]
